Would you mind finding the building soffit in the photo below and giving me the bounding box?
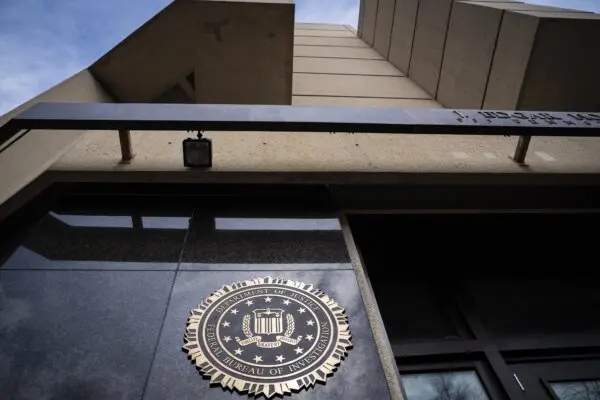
[89,0,295,105]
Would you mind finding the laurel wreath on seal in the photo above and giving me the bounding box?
[183,277,352,399]
[284,314,294,337]
[242,314,252,337]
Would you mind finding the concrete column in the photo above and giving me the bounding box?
[407,0,522,99]
[436,1,505,108]
[407,0,454,97]
[435,1,599,110]
[388,0,420,74]
[373,0,397,58]
[361,0,380,45]
[358,0,366,37]
[484,10,600,111]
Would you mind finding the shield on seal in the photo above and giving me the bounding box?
[253,308,284,335]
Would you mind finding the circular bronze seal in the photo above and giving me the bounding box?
[183,277,352,398]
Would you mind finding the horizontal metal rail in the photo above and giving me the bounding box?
[1,102,600,165]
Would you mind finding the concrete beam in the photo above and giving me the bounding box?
[294,37,368,47]
[295,29,355,37]
[293,74,430,98]
[292,96,441,107]
[294,58,403,76]
[50,129,600,184]
[294,45,384,59]
[295,23,348,31]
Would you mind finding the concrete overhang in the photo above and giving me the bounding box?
[90,0,295,105]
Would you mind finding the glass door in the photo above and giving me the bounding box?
[511,360,600,399]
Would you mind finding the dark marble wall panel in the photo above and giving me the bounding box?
[180,263,352,271]
[0,200,389,400]
[180,212,351,270]
[0,270,175,399]
[1,211,191,270]
[143,270,390,400]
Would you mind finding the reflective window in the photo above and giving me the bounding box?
[402,371,490,400]
[179,213,351,269]
[1,211,191,270]
[550,380,600,400]
[49,212,134,228]
[214,217,341,231]
[1,209,351,271]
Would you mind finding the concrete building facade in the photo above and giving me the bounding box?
[1,1,600,399]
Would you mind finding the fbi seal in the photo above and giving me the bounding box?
[183,277,352,398]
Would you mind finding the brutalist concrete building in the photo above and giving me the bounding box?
[1,0,600,399]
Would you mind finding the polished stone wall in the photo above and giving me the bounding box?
[0,202,390,399]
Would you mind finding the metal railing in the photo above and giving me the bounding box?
[1,102,599,165]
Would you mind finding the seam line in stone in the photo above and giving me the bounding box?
[481,10,506,109]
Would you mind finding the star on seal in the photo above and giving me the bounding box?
[183,277,352,398]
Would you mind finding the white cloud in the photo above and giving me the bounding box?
[0,1,85,115]
[0,0,169,116]
[296,0,360,27]
[526,0,600,12]
[0,31,83,114]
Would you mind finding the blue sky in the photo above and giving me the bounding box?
[0,0,598,115]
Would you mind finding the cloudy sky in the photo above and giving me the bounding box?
[0,0,598,115]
